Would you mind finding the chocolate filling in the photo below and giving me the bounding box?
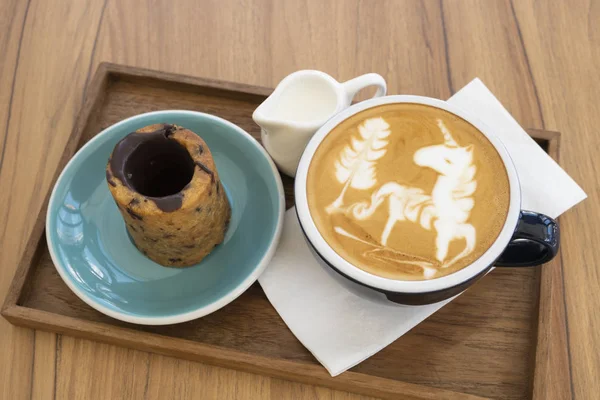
[109,124,195,212]
[106,170,116,187]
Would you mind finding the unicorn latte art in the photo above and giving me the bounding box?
[307,103,510,280]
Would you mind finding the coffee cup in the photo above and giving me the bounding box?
[294,95,559,305]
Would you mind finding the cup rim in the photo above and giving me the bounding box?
[294,95,521,294]
[46,110,286,324]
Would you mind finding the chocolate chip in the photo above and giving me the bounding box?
[142,250,148,256]
[195,207,202,213]
[126,208,143,220]
[163,124,175,137]
[129,198,139,206]
[198,145,204,155]
[195,161,215,183]
[127,224,137,232]
[183,244,195,249]
[169,258,182,262]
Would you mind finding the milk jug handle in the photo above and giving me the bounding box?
[341,73,387,104]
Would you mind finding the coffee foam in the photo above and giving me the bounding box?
[307,103,510,281]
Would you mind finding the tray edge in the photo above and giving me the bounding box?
[1,306,486,400]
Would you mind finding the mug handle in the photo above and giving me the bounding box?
[341,73,387,105]
[495,210,560,267]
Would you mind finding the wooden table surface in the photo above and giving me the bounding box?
[1,1,598,399]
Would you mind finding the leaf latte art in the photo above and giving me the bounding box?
[327,117,390,213]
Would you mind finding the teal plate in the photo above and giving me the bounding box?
[47,111,284,325]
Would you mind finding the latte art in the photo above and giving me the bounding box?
[307,103,509,280]
[327,117,391,213]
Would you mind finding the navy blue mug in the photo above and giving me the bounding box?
[294,96,560,305]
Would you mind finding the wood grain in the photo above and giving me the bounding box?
[30,331,56,400]
[2,65,565,400]
[0,0,597,399]
[441,0,544,129]
[0,0,105,399]
[91,0,451,96]
[0,1,34,398]
[144,354,271,400]
[511,2,600,397]
[55,337,149,399]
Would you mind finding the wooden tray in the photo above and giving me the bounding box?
[2,63,571,400]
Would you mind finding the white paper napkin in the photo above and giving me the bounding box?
[258,78,587,376]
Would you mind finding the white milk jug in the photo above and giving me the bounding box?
[252,70,386,177]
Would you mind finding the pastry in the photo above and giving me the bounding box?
[106,123,231,267]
